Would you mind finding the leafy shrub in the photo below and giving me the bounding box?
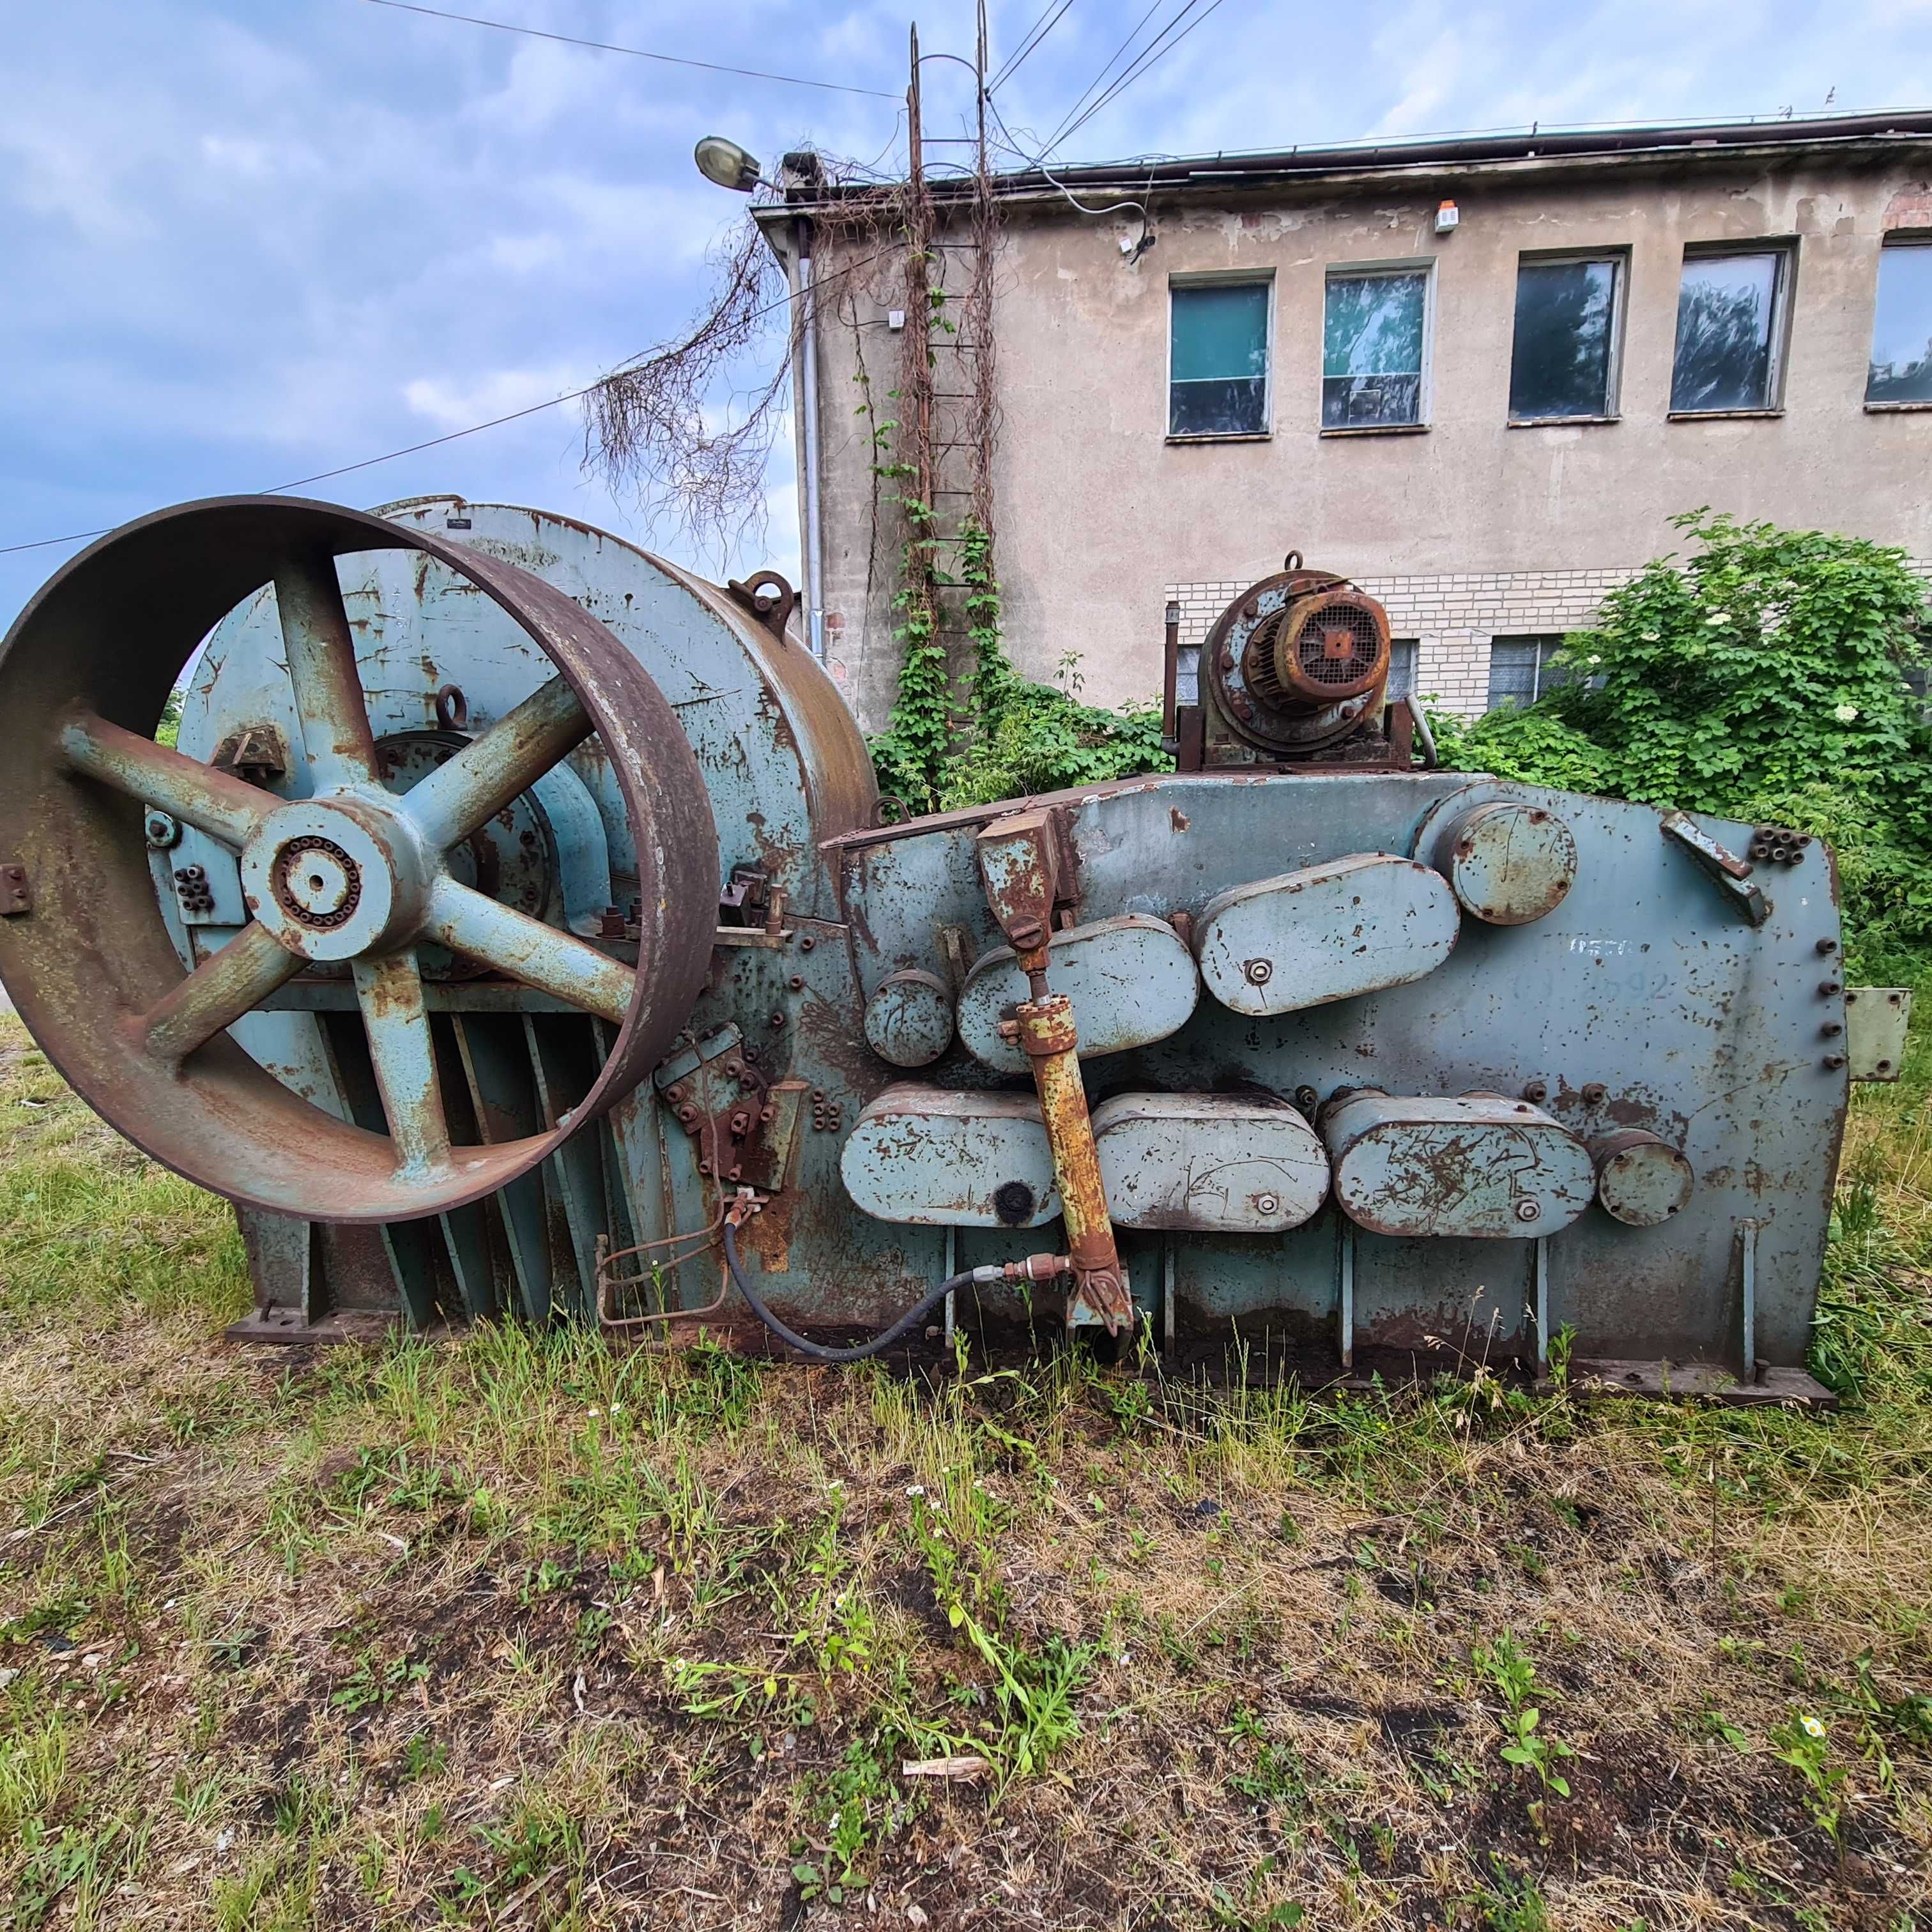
[1437,509,1932,983]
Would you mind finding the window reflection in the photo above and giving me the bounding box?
[1867,242,1932,404]
[1510,259,1618,419]
[1323,272,1429,427]
[1671,252,1785,413]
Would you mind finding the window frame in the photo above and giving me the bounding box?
[1864,232,1932,413]
[1385,638,1420,703]
[1319,259,1437,436]
[1485,635,1571,712]
[1505,247,1629,425]
[1165,271,1276,444]
[1666,239,1798,420]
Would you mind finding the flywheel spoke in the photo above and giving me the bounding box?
[352,948,452,1177]
[274,548,379,790]
[401,673,592,851]
[135,921,303,1062]
[422,877,634,1025]
[59,710,274,849]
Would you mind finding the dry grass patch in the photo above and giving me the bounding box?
[0,1010,1929,1931]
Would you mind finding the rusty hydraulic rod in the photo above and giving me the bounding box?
[976,809,1134,1335]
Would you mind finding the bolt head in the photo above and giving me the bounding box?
[1581,1082,1607,1105]
[1522,1080,1548,1103]
[1254,1193,1281,1215]
[1243,958,1273,985]
[1514,1198,1542,1223]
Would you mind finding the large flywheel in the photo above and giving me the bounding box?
[0,496,718,1222]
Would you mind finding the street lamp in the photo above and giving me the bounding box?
[693,136,763,193]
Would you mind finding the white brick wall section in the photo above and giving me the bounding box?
[1170,561,1932,717]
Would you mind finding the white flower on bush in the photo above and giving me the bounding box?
[1834,702,1860,724]
[1706,611,1733,625]
[1800,1713,1827,1740]
[1587,654,1602,666]
[1640,631,1660,641]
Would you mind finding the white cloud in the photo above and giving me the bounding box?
[4,0,1930,633]
[402,366,586,430]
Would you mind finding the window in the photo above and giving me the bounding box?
[1868,239,1932,404]
[1670,246,1793,413]
[1486,636,1571,710]
[1386,639,1418,702]
[1323,268,1430,428]
[1509,254,1623,420]
[1169,282,1271,437]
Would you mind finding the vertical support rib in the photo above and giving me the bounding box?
[352,949,451,1177]
[1338,1216,1356,1371]
[1533,1236,1551,1369]
[275,548,379,790]
[1740,1218,1761,1384]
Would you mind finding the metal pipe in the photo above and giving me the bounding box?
[1405,694,1438,769]
[1162,599,1181,746]
[796,218,826,660]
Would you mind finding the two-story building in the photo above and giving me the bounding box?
[758,110,1932,728]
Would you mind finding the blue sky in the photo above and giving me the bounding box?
[3,0,1929,628]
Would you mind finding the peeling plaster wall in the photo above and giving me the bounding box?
[802,150,1932,730]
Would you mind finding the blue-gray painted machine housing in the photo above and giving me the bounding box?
[0,495,1864,1396]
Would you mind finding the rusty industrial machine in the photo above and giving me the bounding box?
[0,499,1908,1397]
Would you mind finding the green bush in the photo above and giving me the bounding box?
[1436,510,1932,984]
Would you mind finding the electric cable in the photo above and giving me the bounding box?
[1046,0,1230,160]
[1038,0,1167,153]
[987,0,1073,93]
[723,1215,974,1362]
[346,0,898,97]
[1,239,901,559]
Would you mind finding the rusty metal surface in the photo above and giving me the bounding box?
[841,1085,1059,1227]
[1016,993,1131,1332]
[1192,565,1394,763]
[1844,986,1913,1081]
[831,767,1847,1366]
[0,494,718,1223]
[1323,1092,1598,1239]
[862,969,956,1068]
[1092,1092,1329,1232]
[955,914,1197,1073]
[1591,1129,1696,1227]
[1194,854,1459,1016]
[1427,799,1579,926]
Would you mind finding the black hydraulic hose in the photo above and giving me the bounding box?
[723,1216,977,1363]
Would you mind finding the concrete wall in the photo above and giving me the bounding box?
[797,144,1932,730]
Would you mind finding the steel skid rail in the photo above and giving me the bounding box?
[0,494,1908,1400]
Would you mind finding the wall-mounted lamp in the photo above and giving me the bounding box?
[694,135,763,193]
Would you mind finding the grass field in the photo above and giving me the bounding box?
[1,1010,1929,1932]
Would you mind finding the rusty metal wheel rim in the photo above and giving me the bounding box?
[0,494,719,1223]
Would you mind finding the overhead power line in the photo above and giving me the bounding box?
[0,242,898,561]
[1039,0,1167,152]
[348,0,898,98]
[987,0,1073,93]
[1047,0,1232,159]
